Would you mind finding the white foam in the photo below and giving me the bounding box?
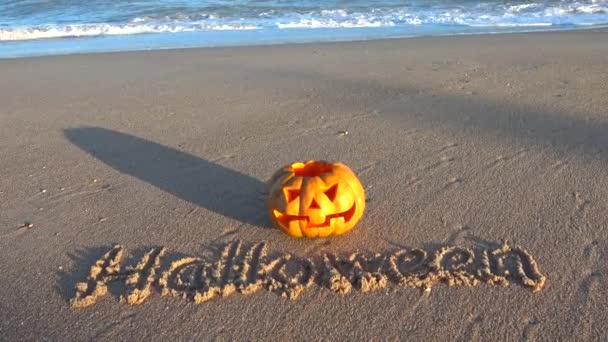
[575,4,608,14]
[277,18,395,29]
[1,2,608,43]
[507,3,542,14]
[0,23,260,41]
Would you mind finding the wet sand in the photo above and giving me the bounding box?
[0,29,607,340]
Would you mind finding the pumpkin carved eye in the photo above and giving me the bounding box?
[324,184,338,202]
[285,188,300,202]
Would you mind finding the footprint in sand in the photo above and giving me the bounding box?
[210,153,235,163]
[570,272,601,340]
[401,155,456,191]
[566,192,590,233]
[357,161,380,175]
[485,148,528,171]
[551,160,568,174]
[569,240,604,340]
[520,318,541,342]
[462,314,483,342]
[93,312,136,339]
[444,225,471,245]
[422,156,455,173]
[444,177,463,189]
[439,143,459,154]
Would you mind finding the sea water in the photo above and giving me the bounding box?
[1,0,607,58]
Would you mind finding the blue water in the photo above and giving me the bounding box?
[1,0,607,58]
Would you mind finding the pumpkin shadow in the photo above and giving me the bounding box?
[64,127,269,227]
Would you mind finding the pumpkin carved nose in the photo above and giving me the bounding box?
[309,198,321,209]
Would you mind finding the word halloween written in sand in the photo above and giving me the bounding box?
[71,240,546,308]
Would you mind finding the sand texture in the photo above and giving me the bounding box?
[1,29,607,340]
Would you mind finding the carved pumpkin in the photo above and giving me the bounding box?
[267,160,365,238]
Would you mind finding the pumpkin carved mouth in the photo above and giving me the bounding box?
[273,202,357,229]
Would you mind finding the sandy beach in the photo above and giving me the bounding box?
[1,29,607,340]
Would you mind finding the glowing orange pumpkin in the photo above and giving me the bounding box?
[267,161,365,237]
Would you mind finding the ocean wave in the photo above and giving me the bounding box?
[1,1,608,42]
[507,3,543,14]
[276,17,399,29]
[269,2,608,30]
[0,23,260,41]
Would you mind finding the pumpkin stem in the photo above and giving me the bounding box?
[291,161,332,177]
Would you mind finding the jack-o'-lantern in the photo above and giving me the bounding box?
[267,161,365,238]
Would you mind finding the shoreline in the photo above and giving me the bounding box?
[1,25,607,60]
